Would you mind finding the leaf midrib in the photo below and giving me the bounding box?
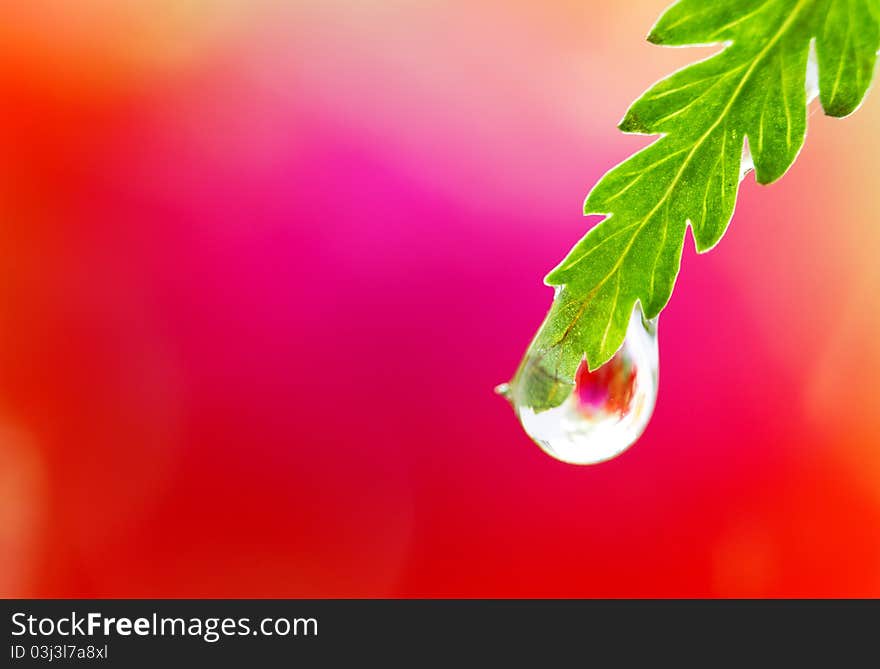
[548,0,810,362]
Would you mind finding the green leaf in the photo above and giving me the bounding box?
[513,0,880,412]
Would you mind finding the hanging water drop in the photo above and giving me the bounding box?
[502,303,659,465]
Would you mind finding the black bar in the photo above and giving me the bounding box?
[2,599,875,665]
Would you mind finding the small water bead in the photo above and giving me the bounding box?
[509,303,658,465]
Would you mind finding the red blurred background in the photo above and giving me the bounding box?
[3,1,880,597]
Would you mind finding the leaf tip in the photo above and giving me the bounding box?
[752,161,787,186]
[618,110,648,134]
[646,28,666,45]
[821,97,858,119]
[543,268,563,286]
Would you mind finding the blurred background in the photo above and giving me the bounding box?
[2,0,880,597]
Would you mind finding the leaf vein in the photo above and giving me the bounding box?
[829,0,853,104]
[599,272,622,355]
[705,0,779,40]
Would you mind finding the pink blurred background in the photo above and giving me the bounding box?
[3,1,880,597]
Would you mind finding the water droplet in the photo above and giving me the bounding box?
[507,303,658,465]
[494,383,511,397]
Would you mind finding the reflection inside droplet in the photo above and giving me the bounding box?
[509,303,659,465]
